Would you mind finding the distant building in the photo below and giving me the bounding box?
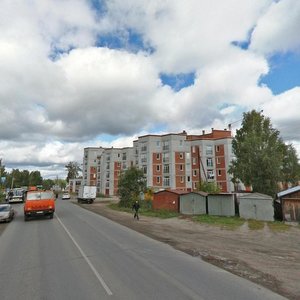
[69,178,83,193]
[82,129,236,196]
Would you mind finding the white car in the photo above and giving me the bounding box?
[0,204,15,222]
[62,192,70,200]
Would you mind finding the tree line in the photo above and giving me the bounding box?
[0,167,68,190]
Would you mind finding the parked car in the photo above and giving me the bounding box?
[0,204,15,222]
[24,190,55,221]
[62,192,70,200]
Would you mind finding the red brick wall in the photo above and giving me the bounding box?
[153,192,179,212]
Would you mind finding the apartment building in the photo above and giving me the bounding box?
[187,129,234,192]
[82,129,234,196]
[96,147,134,196]
[133,129,234,193]
[68,178,82,193]
[82,147,105,186]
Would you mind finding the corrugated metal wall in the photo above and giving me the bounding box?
[180,193,206,215]
[239,197,274,221]
[208,194,235,216]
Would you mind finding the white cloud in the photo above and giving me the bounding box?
[262,87,300,140]
[0,0,300,178]
[250,0,300,54]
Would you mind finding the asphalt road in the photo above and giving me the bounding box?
[0,199,287,300]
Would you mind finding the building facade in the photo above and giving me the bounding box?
[82,129,235,196]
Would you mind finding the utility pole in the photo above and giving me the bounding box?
[0,158,2,192]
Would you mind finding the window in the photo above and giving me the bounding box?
[156,141,160,147]
[218,170,222,176]
[207,158,213,167]
[122,153,127,160]
[163,164,170,173]
[118,153,121,158]
[217,157,221,165]
[105,182,109,188]
[163,176,170,186]
[141,154,147,163]
[179,152,184,159]
[157,176,160,184]
[156,165,160,172]
[163,152,169,162]
[193,182,197,189]
[186,152,190,160]
[141,144,147,152]
[142,165,147,174]
[193,170,197,176]
[162,141,169,150]
[206,145,213,155]
[187,176,190,182]
[192,146,196,153]
[179,164,183,171]
[207,170,214,180]
[216,145,220,152]
[192,157,197,165]
[156,153,160,160]
[180,176,184,183]
[179,140,183,146]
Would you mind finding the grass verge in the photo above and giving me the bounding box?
[192,215,245,230]
[108,203,179,219]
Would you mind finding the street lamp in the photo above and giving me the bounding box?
[228,110,263,130]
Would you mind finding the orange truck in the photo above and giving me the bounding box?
[24,190,55,221]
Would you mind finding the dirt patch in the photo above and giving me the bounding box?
[76,199,300,300]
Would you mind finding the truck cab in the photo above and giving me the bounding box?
[24,190,55,221]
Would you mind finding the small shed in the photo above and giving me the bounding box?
[207,193,235,216]
[153,189,188,212]
[180,191,208,215]
[277,186,300,222]
[238,193,274,221]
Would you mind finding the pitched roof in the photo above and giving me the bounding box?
[277,186,300,198]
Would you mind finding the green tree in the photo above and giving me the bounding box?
[197,181,221,193]
[229,110,286,196]
[42,179,55,190]
[29,171,43,186]
[118,167,146,208]
[65,161,81,182]
[281,144,300,186]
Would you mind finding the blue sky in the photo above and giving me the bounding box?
[260,52,300,94]
[0,0,299,178]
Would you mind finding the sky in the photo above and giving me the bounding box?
[0,0,300,179]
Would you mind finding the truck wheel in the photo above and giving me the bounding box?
[50,213,54,219]
[24,215,28,222]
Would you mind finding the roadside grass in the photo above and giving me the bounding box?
[107,202,298,229]
[267,221,291,232]
[192,215,244,230]
[247,219,265,230]
[108,203,179,219]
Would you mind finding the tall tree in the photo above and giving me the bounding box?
[42,179,55,190]
[65,161,81,182]
[281,144,300,187]
[118,167,146,208]
[229,110,287,196]
[29,171,43,186]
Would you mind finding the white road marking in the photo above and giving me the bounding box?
[55,213,113,296]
